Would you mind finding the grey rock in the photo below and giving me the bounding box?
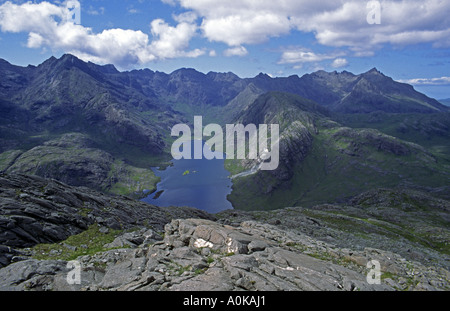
[0,174,448,292]
[248,240,269,253]
[0,259,67,291]
[100,257,147,289]
[0,173,214,266]
[168,268,236,291]
[1,217,449,291]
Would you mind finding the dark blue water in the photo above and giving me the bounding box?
[142,141,234,214]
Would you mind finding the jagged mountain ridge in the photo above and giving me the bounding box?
[0,54,449,203]
[0,54,173,155]
[1,54,446,143]
[1,54,447,115]
[0,55,449,291]
[226,91,450,210]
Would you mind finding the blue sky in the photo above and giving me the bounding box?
[0,0,449,99]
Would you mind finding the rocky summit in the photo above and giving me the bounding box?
[0,173,448,291]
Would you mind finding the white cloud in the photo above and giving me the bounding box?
[173,11,198,23]
[0,1,203,67]
[0,1,63,33]
[397,77,450,86]
[279,48,345,65]
[2,0,450,67]
[223,46,248,57]
[201,12,291,46]
[331,58,348,68]
[169,0,450,55]
[149,19,204,60]
[279,50,327,64]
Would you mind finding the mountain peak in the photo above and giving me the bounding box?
[366,67,383,75]
[341,70,355,76]
[206,71,240,83]
[59,53,81,63]
[171,67,206,80]
[255,72,271,79]
[38,55,57,67]
[172,67,201,74]
[38,54,83,70]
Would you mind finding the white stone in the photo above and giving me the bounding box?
[194,238,214,249]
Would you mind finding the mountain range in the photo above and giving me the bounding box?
[0,54,449,209]
[0,54,449,292]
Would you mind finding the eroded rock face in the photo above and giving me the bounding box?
[5,218,448,291]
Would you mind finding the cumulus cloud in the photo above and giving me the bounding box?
[2,0,450,68]
[169,0,450,55]
[331,58,349,68]
[149,18,204,60]
[0,1,203,67]
[202,12,291,47]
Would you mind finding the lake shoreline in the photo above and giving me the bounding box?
[142,141,234,214]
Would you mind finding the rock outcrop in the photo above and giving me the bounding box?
[1,217,448,291]
[0,173,448,291]
[0,218,391,291]
[0,173,213,267]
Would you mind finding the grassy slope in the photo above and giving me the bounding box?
[0,132,163,199]
[31,224,125,261]
[228,124,450,211]
[108,159,161,197]
[335,112,450,160]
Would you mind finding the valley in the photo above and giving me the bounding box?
[1,54,448,211]
[0,54,449,291]
[2,0,450,294]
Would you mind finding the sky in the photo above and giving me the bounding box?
[0,0,449,99]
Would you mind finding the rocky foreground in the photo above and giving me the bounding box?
[0,173,448,291]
